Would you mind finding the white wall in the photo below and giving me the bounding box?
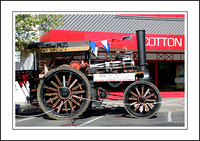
[14,81,30,103]
[15,53,37,103]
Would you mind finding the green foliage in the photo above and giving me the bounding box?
[15,14,64,52]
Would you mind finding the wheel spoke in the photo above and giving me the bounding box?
[146,99,155,102]
[134,104,140,111]
[135,88,141,96]
[130,91,138,97]
[141,86,144,96]
[79,95,83,102]
[63,75,66,87]
[147,103,154,109]
[130,101,137,106]
[129,97,138,101]
[67,74,72,86]
[144,104,149,112]
[72,90,85,95]
[139,105,143,113]
[55,74,62,86]
[45,86,57,92]
[45,92,58,96]
[57,100,64,113]
[52,98,61,108]
[69,79,78,89]
[72,95,83,100]
[71,83,82,91]
[70,98,81,106]
[146,93,155,98]
[50,81,59,88]
[143,88,150,97]
[63,100,70,111]
[46,90,51,92]
[46,96,59,104]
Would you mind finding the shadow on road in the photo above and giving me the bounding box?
[15,106,157,120]
[80,107,157,119]
[80,107,129,118]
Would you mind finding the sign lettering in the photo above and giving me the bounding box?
[93,73,135,82]
[110,34,185,50]
[145,37,182,47]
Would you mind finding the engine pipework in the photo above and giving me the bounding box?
[90,52,135,73]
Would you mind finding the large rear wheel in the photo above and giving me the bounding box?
[37,66,91,120]
[123,81,161,118]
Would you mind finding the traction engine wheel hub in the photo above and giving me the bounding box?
[138,96,146,104]
[58,87,71,99]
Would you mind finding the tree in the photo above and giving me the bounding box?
[15,14,64,52]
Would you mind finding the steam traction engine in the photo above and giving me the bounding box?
[17,30,161,119]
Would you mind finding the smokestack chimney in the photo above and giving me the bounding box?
[136,30,147,70]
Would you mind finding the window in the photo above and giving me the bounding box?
[157,61,184,91]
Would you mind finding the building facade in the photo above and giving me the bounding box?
[39,13,185,98]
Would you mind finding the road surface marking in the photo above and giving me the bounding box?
[78,115,105,127]
[168,111,172,122]
[16,116,37,123]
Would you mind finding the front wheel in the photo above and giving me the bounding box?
[123,81,161,118]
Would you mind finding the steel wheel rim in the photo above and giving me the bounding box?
[40,70,89,118]
[124,83,160,117]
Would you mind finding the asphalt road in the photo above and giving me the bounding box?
[15,98,185,128]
